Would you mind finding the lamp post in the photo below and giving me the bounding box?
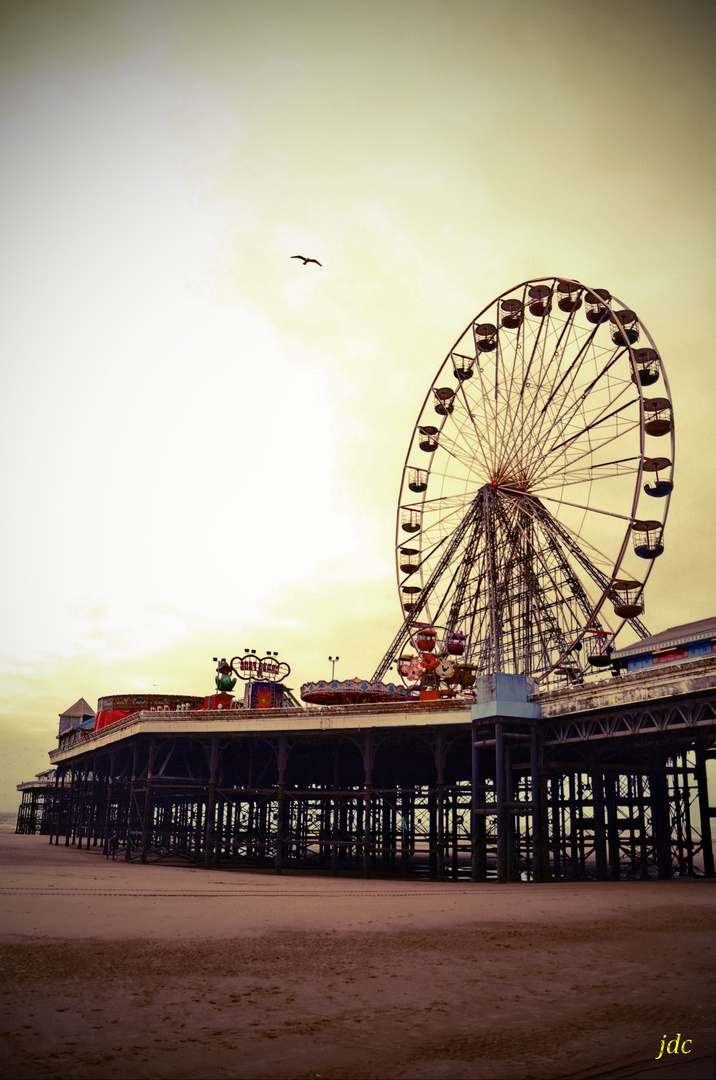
[329,655,339,680]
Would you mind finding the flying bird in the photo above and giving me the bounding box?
[291,255,322,266]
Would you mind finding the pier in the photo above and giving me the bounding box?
[24,653,716,882]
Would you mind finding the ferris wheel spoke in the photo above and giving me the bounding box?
[428,414,492,475]
[547,395,640,457]
[552,424,642,475]
[519,301,582,439]
[521,288,560,398]
[468,350,502,467]
[518,289,552,397]
[498,349,588,479]
[540,337,624,420]
[536,466,633,492]
[538,355,633,461]
[538,323,602,417]
[570,345,629,404]
[440,416,493,476]
[535,424,642,495]
[535,493,634,523]
[521,359,610,475]
[520,334,626,470]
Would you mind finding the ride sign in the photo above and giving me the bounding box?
[230,653,291,683]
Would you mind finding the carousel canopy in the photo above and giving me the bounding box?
[301,678,410,706]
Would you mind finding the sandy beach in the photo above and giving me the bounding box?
[0,833,714,1080]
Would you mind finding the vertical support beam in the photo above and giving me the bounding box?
[694,749,715,878]
[505,743,516,882]
[76,764,85,849]
[538,760,551,882]
[204,738,219,870]
[636,773,650,879]
[568,772,580,879]
[671,755,687,874]
[64,769,76,846]
[649,765,673,879]
[495,721,508,884]
[362,732,374,878]
[531,727,547,882]
[400,788,411,877]
[681,754,695,874]
[88,755,99,847]
[125,744,139,861]
[591,770,609,881]
[471,727,480,881]
[49,768,61,845]
[428,787,438,879]
[140,739,157,864]
[550,774,563,879]
[451,785,459,881]
[604,773,621,879]
[435,732,446,882]
[274,736,288,874]
[102,753,116,856]
[331,741,340,876]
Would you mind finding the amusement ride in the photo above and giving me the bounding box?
[364,276,675,698]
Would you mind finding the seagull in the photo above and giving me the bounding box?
[291,255,322,266]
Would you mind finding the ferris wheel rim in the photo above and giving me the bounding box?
[394,275,674,684]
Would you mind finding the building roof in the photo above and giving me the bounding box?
[613,616,716,658]
[59,697,95,718]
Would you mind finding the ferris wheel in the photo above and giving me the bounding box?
[374,277,675,687]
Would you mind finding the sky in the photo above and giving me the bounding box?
[1,0,715,809]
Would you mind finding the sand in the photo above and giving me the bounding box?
[0,833,714,1080]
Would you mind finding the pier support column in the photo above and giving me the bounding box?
[695,749,715,878]
[274,736,288,875]
[125,745,139,861]
[361,733,376,878]
[331,742,341,876]
[140,739,157,864]
[102,753,116,857]
[64,769,76,846]
[204,738,219,870]
[649,765,673,879]
[591,770,609,881]
[400,788,412,877]
[49,769,61,846]
[434,732,446,882]
[531,727,549,882]
[495,721,508,883]
[605,773,621,879]
[471,735,489,881]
